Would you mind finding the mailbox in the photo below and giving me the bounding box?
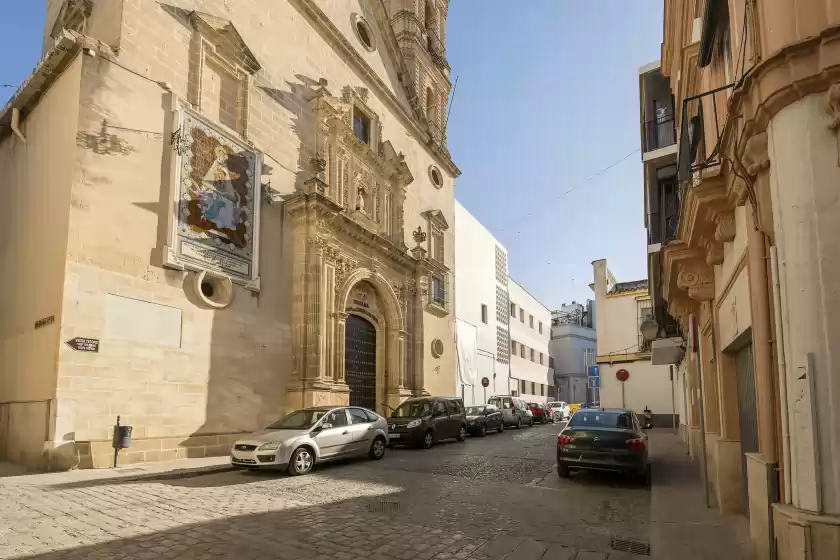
[113,425,133,449]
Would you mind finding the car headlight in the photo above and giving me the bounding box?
[258,442,282,451]
[406,419,422,429]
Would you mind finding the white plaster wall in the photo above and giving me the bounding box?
[509,277,552,397]
[768,92,840,515]
[0,55,82,465]
[454,201,508,405]
[599,361,675,417]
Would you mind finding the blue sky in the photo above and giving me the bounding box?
[0,1,663,310]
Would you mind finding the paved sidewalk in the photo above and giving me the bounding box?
[0,456,231,488]
[648,431,751,560]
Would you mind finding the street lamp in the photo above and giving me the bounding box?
[640,318,659,342]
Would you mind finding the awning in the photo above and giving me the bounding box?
[651,337,685,365]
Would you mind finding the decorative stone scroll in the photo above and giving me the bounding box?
[714,211,736,243]
[702,237,724,266]
[677,262,715,302]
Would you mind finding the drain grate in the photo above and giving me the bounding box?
[609,538,651,556]
[365,501,400,514]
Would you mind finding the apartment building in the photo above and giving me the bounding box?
[454,201,511,406]
[0,0,459,469]
[641,0,840,557]
[591,260,683,429]
[508,278,553,403]
[549,301,596,405]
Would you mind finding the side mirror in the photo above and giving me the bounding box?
[320,423,332,430]
[644,423,653,430]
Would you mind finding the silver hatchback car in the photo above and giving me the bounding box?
[230,406,389,476]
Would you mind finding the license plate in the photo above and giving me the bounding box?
[389,433,401,439]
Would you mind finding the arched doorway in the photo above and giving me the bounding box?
[345,314,377,410]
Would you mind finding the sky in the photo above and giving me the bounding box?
[0,1,664,310]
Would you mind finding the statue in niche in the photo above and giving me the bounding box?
[357,185,370,215]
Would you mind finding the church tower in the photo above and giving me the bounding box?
[386,0,452,153]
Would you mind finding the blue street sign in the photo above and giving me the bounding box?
[587,365,600,378]
[588,376,600,389]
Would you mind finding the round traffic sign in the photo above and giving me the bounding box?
[616,369,630,382]
[481,376,490,388]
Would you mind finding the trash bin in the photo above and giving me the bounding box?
[113,425,133,449]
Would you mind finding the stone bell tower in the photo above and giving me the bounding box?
[386,0,452,152]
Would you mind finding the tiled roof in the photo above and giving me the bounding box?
[608,279,648,295]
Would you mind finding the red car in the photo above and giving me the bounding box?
[527,402,552,424]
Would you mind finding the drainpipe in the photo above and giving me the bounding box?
[770,246,791,504]
[11,108,26,144]
[746,203,778,463]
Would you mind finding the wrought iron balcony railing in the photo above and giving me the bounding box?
[643,113,676,152]
[425,29,448,70]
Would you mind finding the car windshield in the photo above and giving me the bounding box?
[392,400,432,417]
[568,411,633,429]
[466,406,486,415]
[489,398,512,409]
[266,408,331,430]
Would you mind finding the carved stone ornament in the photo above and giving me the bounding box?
[677,263,715,302]
[714,211,736,243]
[413,226,427,245]
[742,132,770,177]
[729,176,749,207]
[703,237,724,266]
[825,83,840,129]
[334,257,359,294]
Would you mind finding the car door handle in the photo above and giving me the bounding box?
[342,430,349,435]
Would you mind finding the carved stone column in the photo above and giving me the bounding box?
[334,311,348,383]
[410,244,427,396]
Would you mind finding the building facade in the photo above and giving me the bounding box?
[592,260,684,428]
[643,0,840,557]
[453,201,511,406]
[549,301,596,405]
[508,278,553,403]
[0,0,459,469]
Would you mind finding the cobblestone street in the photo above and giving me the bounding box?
[0,423,652,559]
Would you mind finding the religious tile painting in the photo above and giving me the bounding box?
[171,107,261,281]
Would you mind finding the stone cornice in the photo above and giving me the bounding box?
[289,0,460,177]
[732,23,840,139]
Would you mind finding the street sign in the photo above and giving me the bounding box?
[588,377,600,389]
[66,338,99,352]
[481,376,490,388]
[587,365,600,378]
[616,369,630,382]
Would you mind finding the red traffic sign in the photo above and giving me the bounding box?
[481,376,490,388]
[616,369,630,382]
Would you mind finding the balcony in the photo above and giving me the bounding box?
[646,175,681,246]
[643,113,676,153]
[678,83,734,183]
[425,29,449,71]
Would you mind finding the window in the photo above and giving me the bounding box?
[520,344,526,358]
[352,14,377,52]
[511,340,517,354]
[446,399,463,415]
[433,401,447,416]
[539,321,543,334]
[353,107,371,144]
[549,356,555,368]
[539,352,544,365]
[520,380,526,394]
[540,384,545,397]
[637,299,654,352]
[324,409,349,427]
[519,309,524,323]
[364,409,380,422]
[431,274,444,305]
[530,381,536,395]
[429,165,443,188]
[481,304,488,324]
[584,348,595,367]
[510,302,516,317]
[529,314,534,328]
[349,408,370,424]
[530,348,535,361]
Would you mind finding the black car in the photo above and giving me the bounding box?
[464,405,504,436]
[387,397,467,449]
[556,408,651,484]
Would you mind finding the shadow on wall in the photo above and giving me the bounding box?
[186,74,326,449]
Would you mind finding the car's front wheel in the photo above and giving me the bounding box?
[498,422,505,433]
[369,436,386,460]
[478,424,486,437]
[421,430,434,449]
[457,425,467,442]
[288,447,314,476]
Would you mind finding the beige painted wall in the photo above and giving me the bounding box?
[0,55,83,465]
[599,361,675,416]
[53,54,292,466]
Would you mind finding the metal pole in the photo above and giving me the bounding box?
[671,364,677,435]
[621,381,626,408]
[113,415,120,469]
[695,317,711,508]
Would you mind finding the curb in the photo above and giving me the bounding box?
[103,463,234,484]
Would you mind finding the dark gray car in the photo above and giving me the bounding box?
[556,408,651,484]
[487,395,532,428]
[387,397,467,448]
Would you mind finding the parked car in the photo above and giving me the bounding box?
[230,406,388,476]
[487,395,532,429]
[465,405,504,436]
[547,401,571,421]
[528,402,551,424]
[387,397,466,449]
[556,408,652,484]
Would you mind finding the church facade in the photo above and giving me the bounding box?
[0,0,459,469]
